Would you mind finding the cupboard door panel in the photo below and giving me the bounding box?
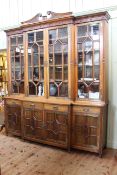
[72,113,99,148]
[23,108,45,140]
[6,104,21,136]
[44,111,68,146]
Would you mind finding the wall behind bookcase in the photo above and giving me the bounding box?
[0,0,117,149]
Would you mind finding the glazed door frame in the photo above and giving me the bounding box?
[46,24,75,100]
[74,21,105,101]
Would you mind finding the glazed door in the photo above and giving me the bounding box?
[10,35,24,94]
[48,26,72,98]
[27,30,44,96]
[5,104,21,136]
[75,22,102,100]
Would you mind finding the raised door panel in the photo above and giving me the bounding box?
[5,104,21,136]
[44,111,68,147]
[72,113,99,150]
[23,108,45,141]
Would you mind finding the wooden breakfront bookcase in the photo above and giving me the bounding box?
[4,11,110,156]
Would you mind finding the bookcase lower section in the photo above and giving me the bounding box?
[4,98,107,156]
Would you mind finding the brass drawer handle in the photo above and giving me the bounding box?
[83,108,90,112]
[53,106,58,110]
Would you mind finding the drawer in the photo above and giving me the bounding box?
[44,104,68,112]
[73,106,100,114]
[23,101,43,110]
[5,99,21,106]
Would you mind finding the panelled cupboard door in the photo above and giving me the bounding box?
[23,107,45,141]
[5,104,21,136]
[44,111,68,146]
[72,113,100,150]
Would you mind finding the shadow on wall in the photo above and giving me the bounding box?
[107,103,117,148]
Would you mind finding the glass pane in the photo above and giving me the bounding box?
[49,54,53,65]
[49,30,56,44]
[49,67,54,80]
[19,82,24,93]
[12,82,18,93]
[84,38,92,52]
[94,65,99,79]
[94,41,99,51]
[89,84,99,99]
[40,55,44,65]
[55,66,62,80]
[33,54,38,66]
[15,57,20,67]
[21,68,24,79]
[85,52,92,65]
[78,26,87,37]
[11,57,14,67]
[59,83,68,97]
[54,41,62,53]
[89,24,99,40]
[55,53,62,65]
[18,36,23,45]
[28,54,31,66]
[64,53,68,64]
[50,83,57,96]
[33,44,38,54]
[11,37,16,45]
[84,66,92,78]
[11,50,15,56]
[94,51,100,65]
[28,33,34,43]
[38,83,44,96]
[29,82,36,95]
[78,66,82,80]
[58,27,67,38]
[40,67,44,80]
[28,67,32,80]
[11,70,14,80]
[15,69,21,80]
[64,66,68,80]
[33,67,39,79]
[78,52,82,65]
[49,30,56,40]
[36,31,43,41]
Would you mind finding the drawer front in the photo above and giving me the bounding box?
[73,106,100,114]
[5,99,21,106]
[23,101,43,110]
[44,104,68,112]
